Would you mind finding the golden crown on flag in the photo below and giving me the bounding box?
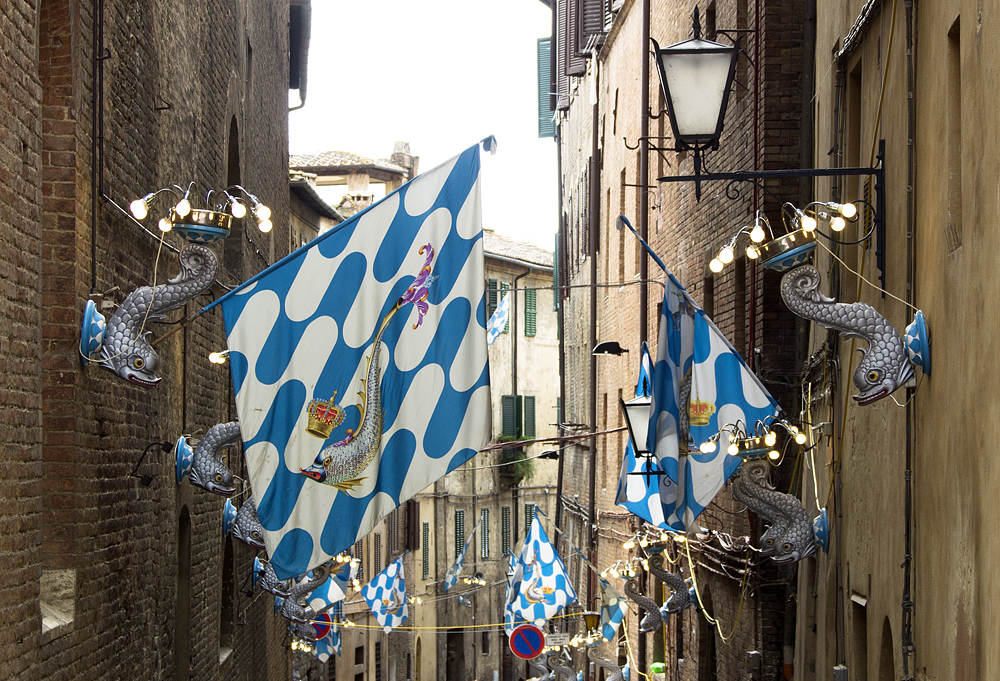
[688,397,716,427]
[306,393,345,439]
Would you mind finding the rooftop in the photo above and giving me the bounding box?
[483,229,553,269]
[289,151,409,175]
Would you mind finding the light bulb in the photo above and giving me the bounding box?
[750,224,766,243]
[639,538,648,548]
[230,200,247,218]
[258,218,273,233]
[795,432,807,445]
[799,212,816,232]
[700,440,717,453]
[838,202,857,219]
[767,449,780,461]
[130,199,148,220]
[673,534,686,543]
[746,245,759,259]
[709,258,723,273]
[623,540,634,550]
[719,245,734,264]
[764,431,777,447]
[255,203,271,221]
[831,216,846,231]
[728,442,740,456]
[158,218,172,232]
[208,351,226,364]
[174,198,191,218]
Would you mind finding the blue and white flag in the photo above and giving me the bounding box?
[486,293,510,345]
[503,513,577,634]
[598,577,627,642]
[311,604,342,661]
[361,556,408,633]
[308,560,358,613]
[216,142,493,579]
[614,342,670,526]
[444,517,482,592]
[636,270,780,531]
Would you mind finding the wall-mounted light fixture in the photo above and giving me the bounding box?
[129,183,272,243]
[592,341,629,356]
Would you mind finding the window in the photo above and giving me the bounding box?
[537,38,556,139]
[523,396,536,439]
[501,395,523,438]
[422,522,430,579]
[455,510,465,559]
[553,233,560,311]
[354,645,365,665]
[524,288,537,336]
[374,533,382,575]
[354,540,364,582]
[487,278,498,318]
[406,499,420,551]
[525,503,535,532]
[482,630,491,656]
[501,507,511,556]
[375,641,382,681]
[389,509,399,554]
[480,508,490,559]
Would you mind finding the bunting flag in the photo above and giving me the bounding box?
[361,556,408,633]
[215,142,493,579]
[486,293,510,345]
[443,517,482,592]
[503,513,577,634]
[598,577,627,642]
[614,342,670,526]
[312,603,343,661]
[308,560,358,613]
[644,270,781,531]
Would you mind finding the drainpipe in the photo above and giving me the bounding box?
[638,1,650,673]
[556,125,567,533]
[512,267,532,403]
[587,53,600,611]
[90,0,105,295]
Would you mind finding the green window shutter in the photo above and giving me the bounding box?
[525,503,535,531]
[523,396,536,438]
[487,278,498,318]
[537,38,555,138]
[501,395,517,438]
[455,510,465,559]
[500,282,510,333]
[422,522,430,579]
[480,508,490,559]
[501,506,511,555]
[525,289,536,337]
[553,233,560,311]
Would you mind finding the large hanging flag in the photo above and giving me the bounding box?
[308,560,358,613]
[486,293,510,345]
[614,342,670,526]
[214,141,493,579]
[598,577,627,642]
[361,556,408,633]
[643,270,781,531]
[503,513,577,634]
[443,517,482,592]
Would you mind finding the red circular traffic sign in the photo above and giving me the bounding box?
[509,623,546,660]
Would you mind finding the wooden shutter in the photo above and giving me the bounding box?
[502,506,511,555]
[553,233,560,311]
[579,0,611,53]
[501,395,524,438]
[455,510,465,559]
[422,522,430,579]
[525,503,535,531]
[374,533,382,574]
[524,396,536,438]
[406,499,420,551]
[480,508,490,559]
[525,289,537,337]
[487,278,498,318]
[565,0,586,75]
[537,39,555,138]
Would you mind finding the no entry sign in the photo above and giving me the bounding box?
[509,623,546,660]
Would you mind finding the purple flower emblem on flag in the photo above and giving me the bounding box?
[400,244,435,329]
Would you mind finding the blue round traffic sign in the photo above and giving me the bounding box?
[509,623,545,660]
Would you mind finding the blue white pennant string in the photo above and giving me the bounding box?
[486,293,510,346]
[214,143,492,579]
[361,556,408,633]
[599,577,627,642]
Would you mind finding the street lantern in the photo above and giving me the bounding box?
[652,6,740,199]
[619,394,652,457]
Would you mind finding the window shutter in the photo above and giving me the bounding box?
[555,1,571,110]
[525,289,537,337]
[422,522,430,579]
[502,506,511,555]
[525,503,535,531]
[374,533,382,574]
[500,282,510,333]
[537,39,555,138]
[502,395,516,438]
[524,396,536,438]
[406,499,420,551]
[455,510,465,559]
[579,0,610,53]
[481,508,490,559]
[487,278,498,318]
[565,0,586,75]
[354,540,364,581]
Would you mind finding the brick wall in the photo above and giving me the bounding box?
[0,0,294,678]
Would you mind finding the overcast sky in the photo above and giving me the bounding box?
[289,1,559,251]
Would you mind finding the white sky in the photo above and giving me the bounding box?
[289,1,559,251]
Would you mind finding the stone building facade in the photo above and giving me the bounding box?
[552,0,809,678]
[0,0,301,679]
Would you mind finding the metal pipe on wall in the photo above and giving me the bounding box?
[638,0,650,672]
[587,55,600,611]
